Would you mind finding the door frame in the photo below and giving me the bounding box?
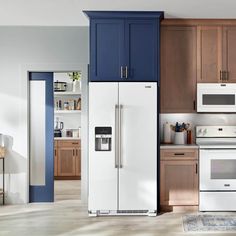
[20,63,88,203]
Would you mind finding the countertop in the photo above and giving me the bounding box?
[54,137,80,140]
[160,144,199,149]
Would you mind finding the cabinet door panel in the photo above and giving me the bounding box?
[125,19,158,81]
[160,160,198,206]
[54,148,58,176]
[223,26,236,83]
[75,148,81,177]
[197,26,222,83]
[90,19,125,81]
[161,26,197,113]
[58,148,76,176]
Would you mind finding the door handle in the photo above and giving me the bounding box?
[73,149,75,156]
[76,149,78,156]
[115,104,119,168]
[227,71,229,81]
[119,104,123,168]
[54,149,56,156]
[220,70,222,81]
[196,163,198,174]
[120,66,124,79]
[125,66,128,79]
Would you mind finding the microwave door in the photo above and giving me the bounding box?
[197,84,236,112]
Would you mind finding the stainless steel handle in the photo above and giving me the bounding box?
[125,66,128,79]
[119,104,123,168]
[120,66,123,79]
[115,105,119,168]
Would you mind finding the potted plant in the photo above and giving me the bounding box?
[68,71,81,92]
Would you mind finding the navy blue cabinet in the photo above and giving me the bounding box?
[84,11,164,82]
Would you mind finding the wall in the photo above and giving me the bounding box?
[0,0,236,26]
[0,26,89,204]
[160,114,236,143]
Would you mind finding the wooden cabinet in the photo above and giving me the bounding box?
[197,25,236,83]
[54,140,81,179]
[197,26,222,83]
[54,141,58,176]
[223,26,236,82]
[84,11,163,82]
[161,26,197,113]
[160,148,199,209]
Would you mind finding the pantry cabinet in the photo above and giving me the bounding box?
[160,148,199,210]
[161,26,197,113]
[54,140,81,179]
[84,11,164,82]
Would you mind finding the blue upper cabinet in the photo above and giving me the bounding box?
[90,19,125,81]
[84,11,164,82]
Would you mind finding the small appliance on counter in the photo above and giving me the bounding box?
[54,81,67,92]
[54,117,64,137]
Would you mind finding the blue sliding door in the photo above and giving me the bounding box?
[29,72,54,202]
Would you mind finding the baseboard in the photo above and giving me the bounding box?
[54,176,81,180]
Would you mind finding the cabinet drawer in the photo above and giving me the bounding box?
[58,140,81,147]
[161,149,198,160]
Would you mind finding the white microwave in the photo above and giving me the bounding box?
[197,83,236,112]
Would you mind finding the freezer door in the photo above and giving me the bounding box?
[118,82,157,211]
[88,82,119,211]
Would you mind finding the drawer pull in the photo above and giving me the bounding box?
[72,142,79,145]
[174,153,185,156]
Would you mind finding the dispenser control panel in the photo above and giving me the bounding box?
[95,127,112,151]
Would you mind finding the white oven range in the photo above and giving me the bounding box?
[196,126,236,211]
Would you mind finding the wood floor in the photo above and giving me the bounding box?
[0,181,233,236]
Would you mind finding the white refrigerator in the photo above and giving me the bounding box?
[88,82,157,216]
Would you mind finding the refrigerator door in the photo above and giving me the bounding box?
[89,82,119,211]
[118,82,157,211]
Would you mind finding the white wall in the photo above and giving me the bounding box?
[0,0,236,26]
[0,26,89,204]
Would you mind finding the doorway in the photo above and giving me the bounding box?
[53,72,82,202]
[28,65,88,203]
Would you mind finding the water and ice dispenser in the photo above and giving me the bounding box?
[95,127,112,151]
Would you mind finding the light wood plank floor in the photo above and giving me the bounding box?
[54,180,81,202]
[0,181,233,236]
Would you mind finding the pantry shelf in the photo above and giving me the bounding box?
[54,110,81,114]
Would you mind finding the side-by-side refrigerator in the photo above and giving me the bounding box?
[88,82,157,216]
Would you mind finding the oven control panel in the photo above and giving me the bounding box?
[196,126,236,137]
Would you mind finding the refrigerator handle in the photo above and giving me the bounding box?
[119,104,123,168]
[115,104,119,168]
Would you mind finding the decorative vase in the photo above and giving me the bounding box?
[72,80,80,92]
[174,132,185,145]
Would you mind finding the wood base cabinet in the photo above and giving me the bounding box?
[160,149,198,211]
[54,140,81,180]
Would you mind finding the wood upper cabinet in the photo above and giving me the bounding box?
[160,149,198,206]
[161,26,197,113]
[197,26,222,83]
[223,26,236,82]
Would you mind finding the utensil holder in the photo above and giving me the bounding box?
[174,132,185,145]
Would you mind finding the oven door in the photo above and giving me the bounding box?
[200,149,236,190]
[197,83,236,112]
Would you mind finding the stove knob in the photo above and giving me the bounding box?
[197,129,203,136]
[203,129,207,135]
